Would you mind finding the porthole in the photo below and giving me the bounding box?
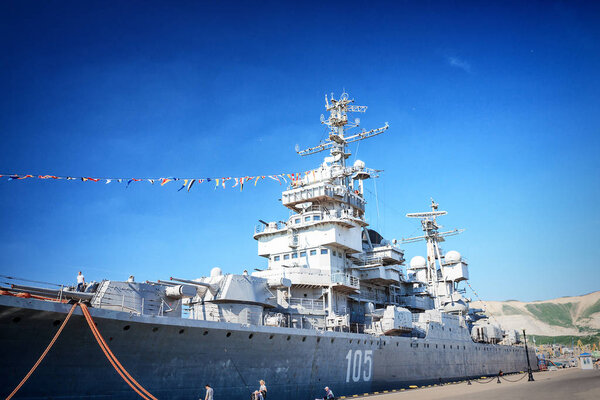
[349,339,353,344]
[12,317,21,323]
[317,338,321,343]
[286,336,291,341]
[203,331,209,336]
[152,327,158,332]
[178,329,185,334]
[269,335,274,340]
[53,320,61,326]
[249,334,254,339]
[226,332,231,337]
[123,325,131,331]
[302,337,306,342]
[331,339,334,343]
[396,343,399,347]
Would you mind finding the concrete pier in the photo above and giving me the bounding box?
[344,369,600,400]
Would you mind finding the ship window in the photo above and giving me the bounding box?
[123,325,131,331]
[295,218,300,224]
[321,249,328,255]
[313,215,321,221]
[292,253,298,259]
[310,250,317,256]
[284,254,290,260]
[305,216,311,222]
[286,336,291,341]
[274,256,280,261]
[152,327,159,332]
[338,252,342,258]
[436,344,438,348]
[333,251,337,256]
[226,332,231,337]
[443,345,446,349]
[249,334,253,339]
[203,331,208,336]
[269,335,274,340]
[302,337,306,342]
[450,345,452,349]
[300,251,306,257]
[179,329,184,334]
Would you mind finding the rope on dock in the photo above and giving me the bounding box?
[80,303,159,400]
[4,300,158,400]
[5,303,77,400]
[500,372,529,383]
[473,376,497,384]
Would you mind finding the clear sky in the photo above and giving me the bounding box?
[1,1,598,302]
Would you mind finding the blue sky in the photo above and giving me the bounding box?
[0,1,598,302]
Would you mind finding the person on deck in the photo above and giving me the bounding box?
[324,386,334,399]
[76,271,85,292]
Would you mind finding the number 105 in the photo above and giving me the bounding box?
[345,349,373,382]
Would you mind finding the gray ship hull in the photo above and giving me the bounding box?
[0,295,536,399]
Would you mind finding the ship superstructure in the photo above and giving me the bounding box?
[0,93,533,400]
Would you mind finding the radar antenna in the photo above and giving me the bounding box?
[296,92,389,166]
[402,199,464,307]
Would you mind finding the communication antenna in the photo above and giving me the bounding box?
[296,93,389,166]
[402,199,464,305]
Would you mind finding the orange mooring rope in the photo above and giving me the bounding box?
[5,302,158,400]
[79,303,158,400]
[5,303,77,400]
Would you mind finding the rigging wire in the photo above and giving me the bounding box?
[373,178,380,231]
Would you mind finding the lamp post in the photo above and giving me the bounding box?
[523,329,535,382]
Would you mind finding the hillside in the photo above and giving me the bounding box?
[471,291,600,343]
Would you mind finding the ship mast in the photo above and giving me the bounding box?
[403,199,464,309]
[296,92,389,166]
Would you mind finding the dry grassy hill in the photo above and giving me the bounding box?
[472,291,600,339]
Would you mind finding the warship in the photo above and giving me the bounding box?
[0,93,536,399]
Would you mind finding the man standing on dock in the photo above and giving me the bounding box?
[203,384,213,400]
[76,271,85,292]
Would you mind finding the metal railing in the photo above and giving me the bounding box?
[254,221,286,234]
[288,298,325,311]
[360,291,388,303]
[331,273,360,288]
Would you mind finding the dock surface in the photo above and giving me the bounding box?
[348,369,600,400]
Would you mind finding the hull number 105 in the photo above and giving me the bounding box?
[345,350,373,382]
